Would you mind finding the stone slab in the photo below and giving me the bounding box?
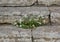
[0,24,31,38]
[34,39,56,42]
[0,7,49,16]
[17,38,32,42]
[0,0,36,6]
[38,0,60,6]
[0,25,60,42]
[0,7,49,23]
[0,0,60,6]
[33,26,60,39]
[49,7,60,25]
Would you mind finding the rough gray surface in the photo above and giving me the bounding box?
[0,7,49,23]
[38,0,55,6]
[38,0,60,6]
[0,0,60,42]
[0,25,60,42]
[0,0,60,6]
[0,24,31,38]
[0,7,49,16]
[0,0,36,6]
[33,26,60,38]
[32,26,60,42]
[49,7,60,25]
[0,24,32,42]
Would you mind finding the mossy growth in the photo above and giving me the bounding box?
[13,14,48,29]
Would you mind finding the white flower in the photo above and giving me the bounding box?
[43,20,46,24]
[39,23,42,25]
[20,25,22,27]
[32,25,35,27]
[19,19,23,23]
[37,22,42,25]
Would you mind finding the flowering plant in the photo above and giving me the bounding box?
[13,14,48,29]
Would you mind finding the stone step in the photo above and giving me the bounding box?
[0,7,49,23]
[0,7,49,16]
[0,0,36,6]
[0,7,60,25]
[0,0,60,6]
[33,26,60,38]
[0,24,31,38]
[0,25,60,42]
[0,24,32,42]
[33,26,60,42]
[38,0,60,6]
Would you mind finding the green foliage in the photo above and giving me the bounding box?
[13,14,47,29]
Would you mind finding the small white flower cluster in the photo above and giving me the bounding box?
[19,19,23,23]
[13,14,48,28]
